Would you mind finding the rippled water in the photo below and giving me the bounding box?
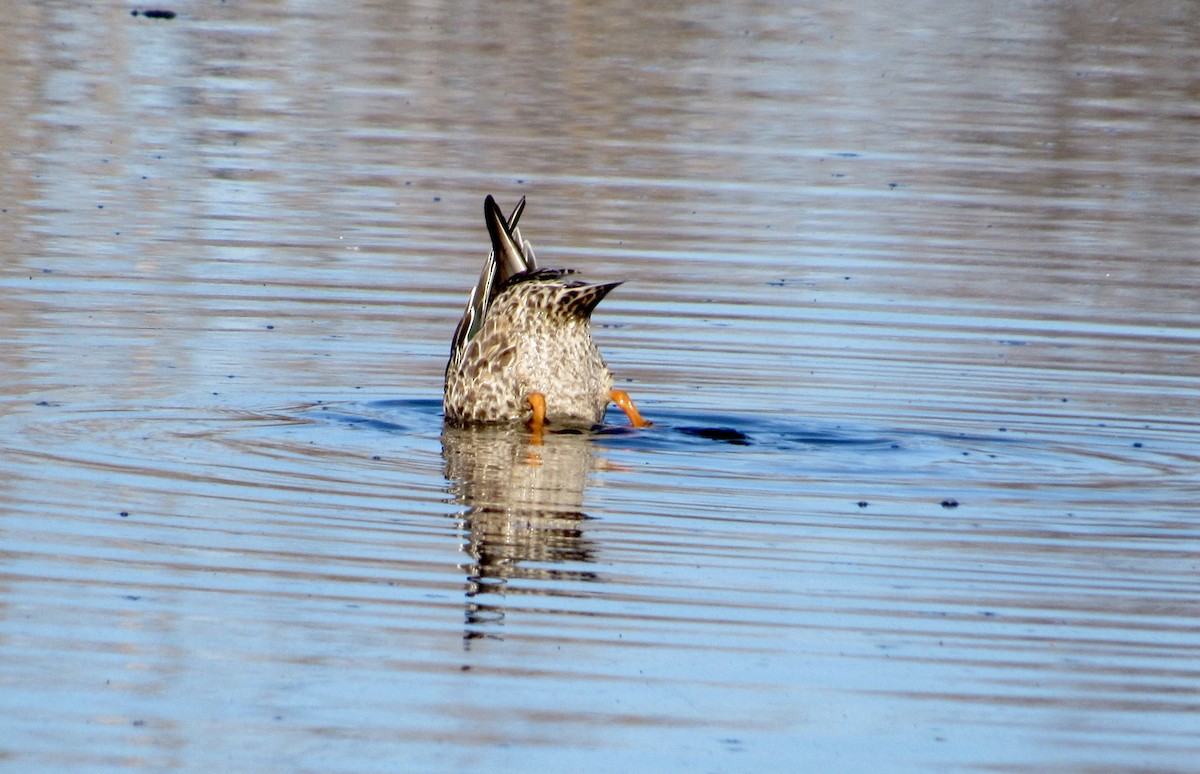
[2,2,1198,772]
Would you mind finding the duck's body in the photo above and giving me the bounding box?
[443,196,648,430]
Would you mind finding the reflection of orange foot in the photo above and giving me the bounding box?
[610,389,651,428]
[527,391,547,445]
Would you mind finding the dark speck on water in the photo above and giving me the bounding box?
[131,9,177,19]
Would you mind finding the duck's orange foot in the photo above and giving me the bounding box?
[610,389,651,428]
[526,391,547,444]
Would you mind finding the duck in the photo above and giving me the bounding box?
[443,195,649,432]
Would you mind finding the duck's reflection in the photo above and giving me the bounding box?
[441,424,607,642]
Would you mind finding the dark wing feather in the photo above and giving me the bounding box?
[450,196,534,360]
[495,267,579,293]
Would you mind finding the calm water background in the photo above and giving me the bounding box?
[2,2,1198,772]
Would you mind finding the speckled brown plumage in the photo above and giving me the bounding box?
[444,196,644,428]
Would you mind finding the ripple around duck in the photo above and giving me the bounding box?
[285,397,1200,508]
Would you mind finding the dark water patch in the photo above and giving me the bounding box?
[296,398,445,436]
[367,398,445,416]
[677,426,753,445]
[596,408,925,456]
[310,408,414,435]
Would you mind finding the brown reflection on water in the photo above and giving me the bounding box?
[442,425,606,641]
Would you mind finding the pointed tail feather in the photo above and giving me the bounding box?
[562,281,623,318]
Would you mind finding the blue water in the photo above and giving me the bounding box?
[2,2,1198,772]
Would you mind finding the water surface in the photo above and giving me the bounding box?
[1,2,1198,772]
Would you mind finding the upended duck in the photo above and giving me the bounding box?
[443,195,650,432]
